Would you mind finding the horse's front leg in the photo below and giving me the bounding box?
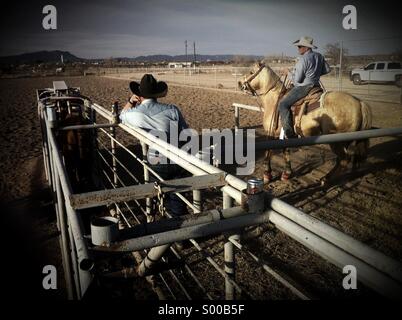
[281,148,292,181]
[263,150,273,184]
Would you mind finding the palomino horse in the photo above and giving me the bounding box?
[238,62,372,185]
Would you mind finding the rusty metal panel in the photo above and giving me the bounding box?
[70,172,226,210]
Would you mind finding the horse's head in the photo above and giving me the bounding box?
[238,61,265,96]
[238,61,281,97]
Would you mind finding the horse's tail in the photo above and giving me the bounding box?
[353,100,372,165]
[360,100,372,131]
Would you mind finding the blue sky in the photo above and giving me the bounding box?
[1,0,401,58]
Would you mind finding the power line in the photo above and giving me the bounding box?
[341,35,402,43]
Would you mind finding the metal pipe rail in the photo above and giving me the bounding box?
[96,135,199,214]
[255,127,402,150]
[97,146,227,299]
[69,173,225,210]
[101,170,195,299]
[232,103,402,150]
[113,105,402,284]
[44,113,93,298]
[58,123,119,131]
[93,206,402,299]
[88,102,402,298]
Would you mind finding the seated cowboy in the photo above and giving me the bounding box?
[120,74,189,217]
[279,36,331,138]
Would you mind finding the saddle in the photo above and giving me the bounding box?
[288,85,324,136]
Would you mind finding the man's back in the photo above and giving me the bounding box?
[292,50,330,86]
[120,98,188,134]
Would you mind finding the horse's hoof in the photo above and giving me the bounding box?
[281,171,291,181]
[263,171,272,184]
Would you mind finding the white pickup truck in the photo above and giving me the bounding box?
[350,61,402,87]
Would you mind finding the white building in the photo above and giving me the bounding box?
[168,62,193,68]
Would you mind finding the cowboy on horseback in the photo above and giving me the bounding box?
[279,36,331,139]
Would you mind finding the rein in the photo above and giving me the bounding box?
[243,64,281,97]
[242,64,288,137]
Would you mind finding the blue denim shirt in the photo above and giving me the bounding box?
[120,99,189,164]
[119,98,188,134]
[290,50,331,87]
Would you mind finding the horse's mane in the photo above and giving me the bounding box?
[264,62,280,81]
[260,61,281,87]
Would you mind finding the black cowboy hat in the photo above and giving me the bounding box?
[129,74,168,98]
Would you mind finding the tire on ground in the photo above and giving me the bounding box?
[352,74,361,85]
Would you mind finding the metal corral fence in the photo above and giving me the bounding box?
[91,65,402,104]
[38,81,402,300]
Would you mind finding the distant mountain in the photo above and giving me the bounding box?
[0,50,264,65]
[130,54,264,62]
[0,50,84,65]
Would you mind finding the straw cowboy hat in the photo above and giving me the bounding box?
[293,36,317,49]
[130,74,168,98]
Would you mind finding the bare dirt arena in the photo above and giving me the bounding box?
[1,75,401,299]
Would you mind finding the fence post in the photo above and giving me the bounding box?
[214,66,217,88]
[235,69,238,91]
[110,102,120,225]
[234,105,239,132]
[338,40,343,91]
[141,142,153,220]
[223,191,236,300]
[53,150,75,299]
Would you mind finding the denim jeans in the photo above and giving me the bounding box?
[149,163,188,216]
[278,84,314,137]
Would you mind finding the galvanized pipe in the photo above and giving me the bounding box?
[223,191,235,300]
[232,103,262,113]
[58,123,119,131]
[269,212,402,299]
[95,103,402,278]
[101,207,402,298]
[122,121,402,284]
[120,206,245,239]
[193,189,202,213]
[90,102,402,296]
[141,142,152,217]
[234,105,240,131]
[267,197,402,284]
[97,128,201,212]
[136,207,244,277]
[91,103,208,176]
[53,151,75,299]
[110,104,118,188]
[66,219,81,298]
[45,118,94,291]
[138,244,171,277]
[254,127,402,150]
[97,209,272,252]
[38,103,51,183]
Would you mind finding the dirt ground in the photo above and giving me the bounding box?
[0,75,401,299]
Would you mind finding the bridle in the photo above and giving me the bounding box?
[240,63,288,138]
[241,63,281,97]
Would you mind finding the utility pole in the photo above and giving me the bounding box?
[185,40,188,67]
[339,40,343,91]
[193,41,196,66]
